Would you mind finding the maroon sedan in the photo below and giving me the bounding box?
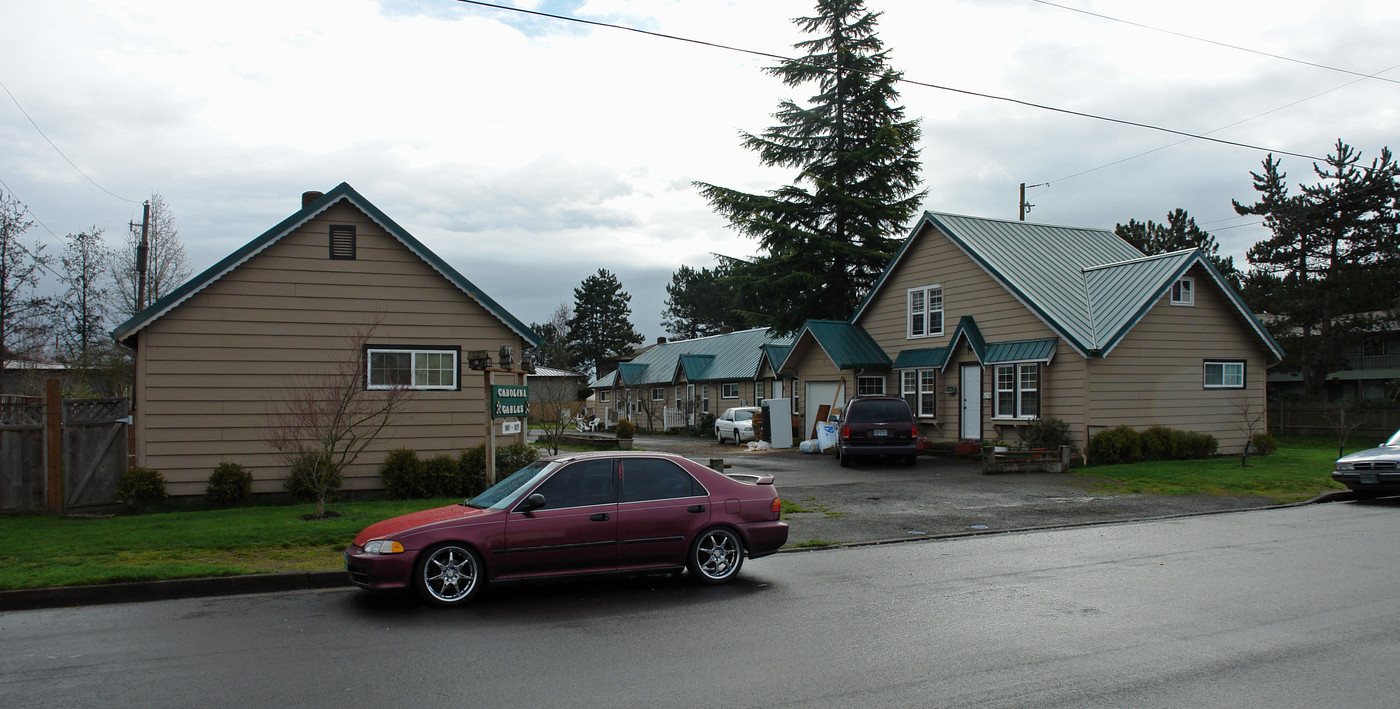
[346,451,789,606]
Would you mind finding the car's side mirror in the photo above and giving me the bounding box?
[518,493,546,512]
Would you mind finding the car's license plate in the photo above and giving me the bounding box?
[1360,473,1380,485]
[873,429,888,437]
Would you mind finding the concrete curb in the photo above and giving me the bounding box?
[0,571,349,612]
[1,492,1357,613]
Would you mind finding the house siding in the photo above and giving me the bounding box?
[857,224,1089,447]
[1086,264,1268,454]
[134,201,526,496]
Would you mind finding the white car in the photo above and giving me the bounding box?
[715,407,760,444]
[1334,429,1400,499]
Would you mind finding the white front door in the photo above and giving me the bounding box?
[960,365,982,440]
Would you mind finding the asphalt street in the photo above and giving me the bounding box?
[4,501,1397,708]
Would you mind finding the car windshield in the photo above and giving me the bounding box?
[735,410,754,422]
[1387,430,1400,447]
[846,400,911,423]
[465,460,554,510]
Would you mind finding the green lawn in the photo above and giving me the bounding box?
[1075,436,1357,503]
[0,438,1363,591]
[0,498,463,591]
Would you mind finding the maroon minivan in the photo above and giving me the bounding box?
[346,451,788,606]
[835,396,919,467]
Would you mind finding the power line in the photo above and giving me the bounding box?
[452,0,1325,162]
[0,176,67,280]
[1031,0,1400,86]
[0,78,139,205]
[1045,62,1400,185]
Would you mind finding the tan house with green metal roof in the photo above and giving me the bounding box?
[112,184,540,496]
[589,328,795,431]
[779,211,1283,454]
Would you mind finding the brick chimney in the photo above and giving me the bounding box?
[657,336,667,345]
[719,326,734,334]
[302,191,324,208]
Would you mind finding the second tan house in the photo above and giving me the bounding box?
[112,183,540,496]
[778,211,1284,454]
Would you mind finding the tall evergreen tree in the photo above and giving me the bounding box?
[694,0,925,334]
[661,263,744,340]
[568,269,644,379]
[1234,140,1400,401]
[1114,208,1241,289]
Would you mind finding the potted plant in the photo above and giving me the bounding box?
[615,418,635,450]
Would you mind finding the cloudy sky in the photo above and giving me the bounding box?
[3,0,1398,342]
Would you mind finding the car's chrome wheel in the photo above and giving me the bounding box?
[716,429,725,443]
[688,528,744,584]
[415,543,484,607]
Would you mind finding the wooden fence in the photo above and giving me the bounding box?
[0,383,128,513]
[1269,401,1400,441]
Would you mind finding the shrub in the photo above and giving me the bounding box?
[496,442,540,479]
[1177,430,1218,459]
[691,413,716,437]
[205,462,252,506]
[460,442,540,486]
[1138,425,1174,461]
[1088,425,1218,465]
[284,453,340,505]
[423,454,461,497]
[380,448,425,498]
[1021,417,1073,451]
[1087,425,1141,465]
[1250,433,1279,456]
[615,418,635,439]
[118,467,168,508]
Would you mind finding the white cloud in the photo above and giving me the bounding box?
[3,0,1399,339]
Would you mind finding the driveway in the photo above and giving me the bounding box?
[630,433,1284,545]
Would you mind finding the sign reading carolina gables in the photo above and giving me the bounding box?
[490,385,530,419]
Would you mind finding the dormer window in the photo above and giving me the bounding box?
[330,225,356,260]
[1171,277,1193,306]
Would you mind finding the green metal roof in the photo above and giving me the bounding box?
[587,327,793,388]
[111,183,541,348]
[590,370,618,389]
[891,347,949,369]
[984,338,1058,364]
[792,320,892,369]
[852,211,1283,361]
[617,362,649,386]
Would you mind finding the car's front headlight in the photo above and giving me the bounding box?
[362,540,405,555]
[1335,462,1354,472]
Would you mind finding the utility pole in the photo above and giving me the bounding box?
[135,200,150,312]
[1019,182,1045,221]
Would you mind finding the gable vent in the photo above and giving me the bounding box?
[329,225,356,260]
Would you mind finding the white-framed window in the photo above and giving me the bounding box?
[367,347,459,390]
[994,363,1039,419]
[598,390,609,403]
[675,386,683,404]
[1171,277,1194,306]
[702,386,711,413]
[1204,360,1245,389]
[902,370,938,418]
[651,387,665,401]
[907,285,944,339]
[857,375,886,396]
[756,380,766,401]
[721,382,739,399]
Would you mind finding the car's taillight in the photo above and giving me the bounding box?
[911,423,919,438]
[841,425,851,440]
[771,498,782,514]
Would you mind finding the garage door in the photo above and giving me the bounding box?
[805,381,842,439]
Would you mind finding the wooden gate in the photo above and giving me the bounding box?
[63,398,129,510]
[0,398,45,511]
